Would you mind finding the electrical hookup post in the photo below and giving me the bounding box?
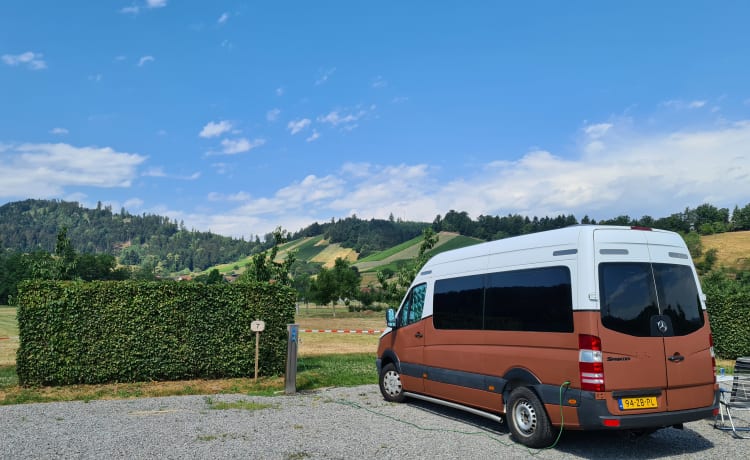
[285,323,299,395]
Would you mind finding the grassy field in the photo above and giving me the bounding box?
[296,307,382,356]
[0,307,19,367]
[701,230,750,272]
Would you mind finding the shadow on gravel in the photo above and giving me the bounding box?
[405,398,715,458]
[555,426,714,459]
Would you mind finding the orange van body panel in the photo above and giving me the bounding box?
[378,320,424,392]
[424,380,503,413]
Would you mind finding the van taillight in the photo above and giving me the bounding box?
[709,333,716,382]
[579,334,605,392]
[630,226,652,231]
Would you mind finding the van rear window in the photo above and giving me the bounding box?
[599,263,704,337]
[433,266,573,332]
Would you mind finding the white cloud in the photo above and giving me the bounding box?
[183,118,750,238]
[266,108,281,122]
[208,191,251,202]
[142,167,166,177]
[287,118,311,135]
[199,120,233,138]
[315,67,336,85]
[0,143,145,199]
[661,99,708,110]
[120,1,165,15]
[317,109,367,127]
[124,198,144,209]
[218,12,229,24]
[372,76,387,88]
[220,137,265,155]
[50,128,69,135]
[306,130,320,142]
[137,55,154,67]
[584,123,613,139]
[2,51,47,70]
[142,167,200,180]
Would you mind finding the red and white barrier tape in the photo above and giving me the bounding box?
[300,329,383,334]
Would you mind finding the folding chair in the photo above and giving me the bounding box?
[715,357,750,438]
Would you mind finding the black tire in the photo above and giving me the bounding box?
[507,387,556,448]
[379,363,406,403]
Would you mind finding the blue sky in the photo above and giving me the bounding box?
[2,1,749,239]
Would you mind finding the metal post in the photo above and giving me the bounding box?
[285,323,299,395]
[254,330,260,382]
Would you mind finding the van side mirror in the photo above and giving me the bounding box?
[386,308,397,328]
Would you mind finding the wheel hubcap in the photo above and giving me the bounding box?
[513,399,537,436]
[383,370,402,397]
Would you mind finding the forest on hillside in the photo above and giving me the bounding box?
[0,199,265,272]
[3,199,750,275]
[292,201,750,253]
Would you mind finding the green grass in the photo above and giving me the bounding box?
[356,235,423,263]
[359,259,408,274]
[205,397,277,411]
[424,234,482,257]
[0,365,18,389]
[291,236,327,260]
[0,352,376,405]
[296,353,377,390]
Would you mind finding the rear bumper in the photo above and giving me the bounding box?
[576,389,719,430]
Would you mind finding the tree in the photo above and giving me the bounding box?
[55,227,77,280]
[195,268,225,284]
[390,227,439,302]
[238,227,296,286]
[683,231,703,258]
[311,258,361,317]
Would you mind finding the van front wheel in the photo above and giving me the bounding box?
[507,387,555,448]
[379,363,406,403]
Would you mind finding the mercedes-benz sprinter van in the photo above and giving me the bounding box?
[376,226,719,447]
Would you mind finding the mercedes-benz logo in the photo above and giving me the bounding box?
[657,320,668,333]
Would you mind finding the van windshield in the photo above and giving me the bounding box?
[599,263,704,337]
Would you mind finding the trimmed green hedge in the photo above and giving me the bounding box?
[16,280,295,386]
[703,274,750,359]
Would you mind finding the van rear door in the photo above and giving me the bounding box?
[593,228,714,413]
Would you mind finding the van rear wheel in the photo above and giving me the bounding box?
[507,387,556,448]
[379,363,406,403]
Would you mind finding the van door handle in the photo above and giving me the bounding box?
[668,353,685,362]
[415,332,423,338]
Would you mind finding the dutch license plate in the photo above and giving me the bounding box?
[618,396,658,410]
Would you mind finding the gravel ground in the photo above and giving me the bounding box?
[0,383,746,460]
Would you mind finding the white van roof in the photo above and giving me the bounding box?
[420,225,684,274]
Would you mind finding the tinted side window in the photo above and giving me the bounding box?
[399,283,426,327]
[599,263,658,337]
[433,275,483,329]
[485,267,573,332]
[653,264,704,335]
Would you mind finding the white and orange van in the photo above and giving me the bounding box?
[376,225,719,447]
